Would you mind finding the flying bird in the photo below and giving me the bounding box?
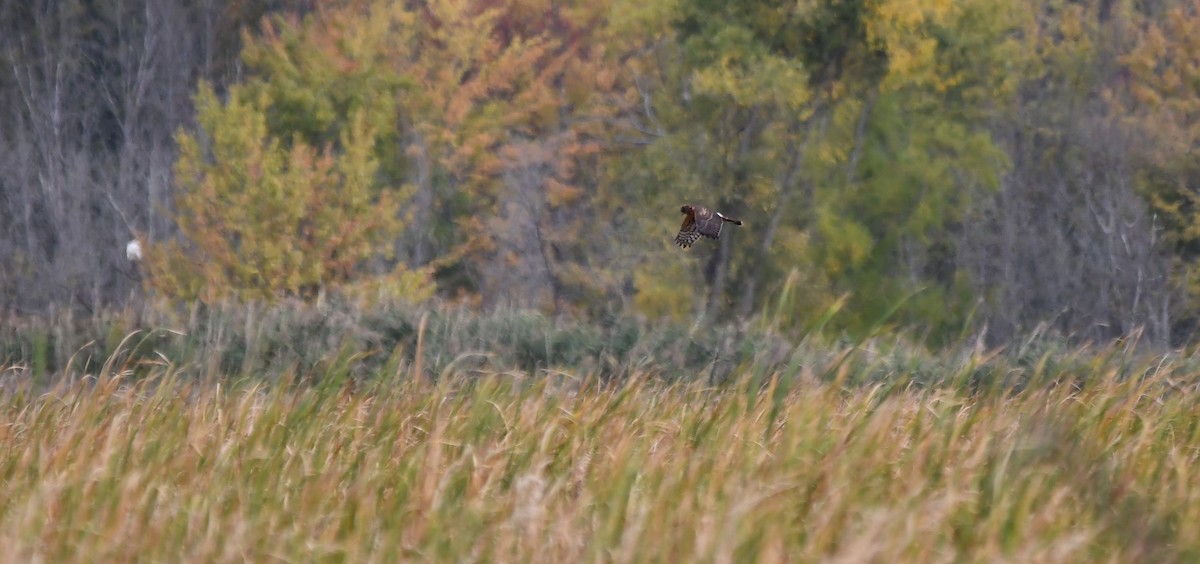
[674,204,742,248]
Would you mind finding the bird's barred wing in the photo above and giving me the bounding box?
[675,213,701,247]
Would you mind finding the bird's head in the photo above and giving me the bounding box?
[680,204,692,215]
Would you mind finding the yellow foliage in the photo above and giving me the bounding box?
[145,82,426,304]
[691,53,811,111]
[868,0,1022,97]
[814,210,873,278]
[340,264,438,307]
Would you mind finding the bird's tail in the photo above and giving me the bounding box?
[720,214,743,226]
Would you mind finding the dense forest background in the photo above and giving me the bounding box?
[2,0,1199,347]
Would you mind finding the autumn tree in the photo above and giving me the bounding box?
[144,82,433,303]
[1114,1,1200,341]
[948,0,1175,345]
[227,0,640,313]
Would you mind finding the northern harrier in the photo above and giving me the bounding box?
[674,204,742,248]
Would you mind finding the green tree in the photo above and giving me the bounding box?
[813,0,1017,338]
[622,0,1017,342]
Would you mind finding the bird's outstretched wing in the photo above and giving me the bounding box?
[674,212,701,248]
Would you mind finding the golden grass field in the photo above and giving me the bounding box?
[3,338,1200,562]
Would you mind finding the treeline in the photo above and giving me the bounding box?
[3,0,1200,346]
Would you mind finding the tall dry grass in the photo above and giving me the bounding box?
[3,338,1200,561]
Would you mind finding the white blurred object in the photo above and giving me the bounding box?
[126,239,142,261]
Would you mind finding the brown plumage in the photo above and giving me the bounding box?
[674,204,742,248]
